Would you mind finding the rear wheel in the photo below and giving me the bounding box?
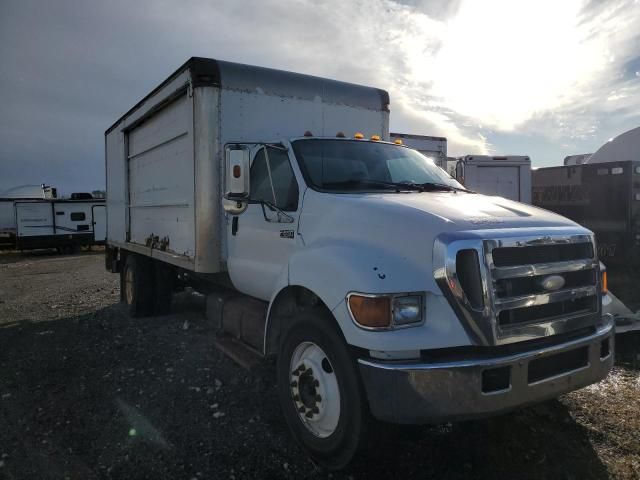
[121,254,154,317]
[277,310,369,470]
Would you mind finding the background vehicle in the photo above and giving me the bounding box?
[14,197,106,253]
[105,57,613,469]
[532,127,640,329]
[390,132,447,166]
[456,155,532,202]
[0,184,58,249]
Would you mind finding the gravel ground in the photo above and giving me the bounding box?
[0,250,639,479]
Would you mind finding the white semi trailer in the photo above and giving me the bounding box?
[105,57,613,469]
[456,155,532,203]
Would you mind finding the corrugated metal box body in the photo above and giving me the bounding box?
[106,57,389,273]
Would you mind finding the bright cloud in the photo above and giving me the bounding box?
[2,0,640,192]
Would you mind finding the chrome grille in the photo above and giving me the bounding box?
[434,229,601,346]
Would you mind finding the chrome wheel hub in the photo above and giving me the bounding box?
[289,342,340,438]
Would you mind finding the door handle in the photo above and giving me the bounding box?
[232,216,239,236]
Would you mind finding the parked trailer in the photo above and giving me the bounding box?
[0,184,59,249]
[456,155,532,203]
[105,57,612,469]
[532,161,640,317]
[0,200,17,248]
[15,198,106,252]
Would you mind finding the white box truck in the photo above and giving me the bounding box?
[105,57,613,469]
[456,155,532,203]
[389,132,447,164]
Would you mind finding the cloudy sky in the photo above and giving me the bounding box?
[1,0,640,195]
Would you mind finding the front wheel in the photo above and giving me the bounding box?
[277,311,369,470]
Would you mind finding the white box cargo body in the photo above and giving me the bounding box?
[105,57,390,273]
[389,133,447,166]
[456,155,531,203]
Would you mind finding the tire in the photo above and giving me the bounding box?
[277,310,369,470]
[153,261,174,315]
[121,254,155,317]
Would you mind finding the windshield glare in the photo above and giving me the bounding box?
[291,139,463,192]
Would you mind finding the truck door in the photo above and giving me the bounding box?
[226,146,300,301]
[92,205,107,243]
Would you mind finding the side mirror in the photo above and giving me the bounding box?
[223,146,250,214]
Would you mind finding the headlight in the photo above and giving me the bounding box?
[347,293,424,329]
[392,295,423,325]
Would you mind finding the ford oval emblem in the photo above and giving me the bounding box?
[540,274,566,291]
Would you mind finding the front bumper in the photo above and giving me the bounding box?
[358,316,614,424]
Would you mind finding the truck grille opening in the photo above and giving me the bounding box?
[498,296,597,328]
[494,269,597,298]
[528,346,589,384]
[456,249,484,310]
[492,242,594,267]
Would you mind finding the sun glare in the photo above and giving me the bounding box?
[405,0,610,131]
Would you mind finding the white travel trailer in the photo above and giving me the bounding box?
[15,198,106,252]
[0,184,58,248]
[105,57,612,469]
[456,155,532,203]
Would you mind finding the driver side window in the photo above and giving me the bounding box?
[250,148,299,211]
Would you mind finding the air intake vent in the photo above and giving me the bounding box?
[492,242,594,267]
[456,249,484,310]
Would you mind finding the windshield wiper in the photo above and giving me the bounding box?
[415,182,474,193]
[321,179,424,192]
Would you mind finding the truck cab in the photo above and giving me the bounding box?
[105,57,613,470]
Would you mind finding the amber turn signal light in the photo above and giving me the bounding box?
[348,295,391,328]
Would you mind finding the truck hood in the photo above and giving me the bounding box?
[379,191,575,229]
[300,190,582,235]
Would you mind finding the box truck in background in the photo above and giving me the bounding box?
[456,155,532,203]
[105,57,612,469]
[389,132,447,165]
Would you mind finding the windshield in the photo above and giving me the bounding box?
[291,139,464,192]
